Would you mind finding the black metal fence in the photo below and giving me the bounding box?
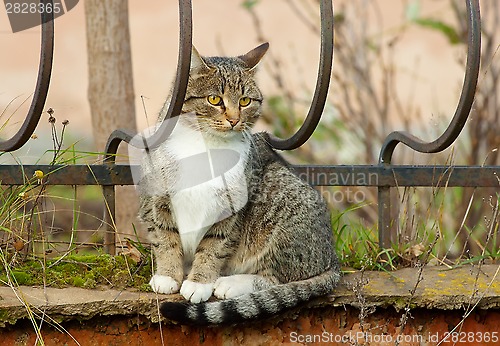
[1,0,498,255]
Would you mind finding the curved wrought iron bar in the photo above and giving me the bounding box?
[0,1,54,152]
[104,0,192,162]
[379,0,481,165]
[265,0,334,150]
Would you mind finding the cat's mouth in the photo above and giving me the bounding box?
[210,124,245,137]
[224,125,242,132]
[213,122,244,132]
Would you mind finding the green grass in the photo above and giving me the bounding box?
[332,205,401,271]
[332,190,500,271]
[333,210,378,270]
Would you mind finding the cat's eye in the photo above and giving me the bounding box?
[239,97,251,107]
[207,95,222,106]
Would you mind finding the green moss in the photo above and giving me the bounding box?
[0,254,153,291]
[82,272,96,288]
[72,277,85,287]
[0,309,12,325]
[392,297,417,310]
[139,283,153,292]
[10,271,33,285]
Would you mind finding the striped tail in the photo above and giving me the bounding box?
[160,269,340,326]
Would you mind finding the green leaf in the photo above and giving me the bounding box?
[405,0,420,21]
[242,0,259,9]
[414,18,461,45]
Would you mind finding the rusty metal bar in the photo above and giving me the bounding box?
[378,187,393,249]
[0,164,130,185]
[265,0,334,150]
[292,165,499,187]
[104,0,192,158]
[377,0,481,249]
[100,0,192,252]
[102,185,116,255]
[1,164,498,187]
[379,0,481,164]
[0,0,54,152]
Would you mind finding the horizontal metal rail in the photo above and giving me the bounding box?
[1,164,497,187]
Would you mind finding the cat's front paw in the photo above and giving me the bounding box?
[149,274,180,294]
[214,274,257,299]
[180,280,214,303]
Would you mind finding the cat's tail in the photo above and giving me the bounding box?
[159,269,340,326]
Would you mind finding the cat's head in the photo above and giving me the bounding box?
[181,43,269,137]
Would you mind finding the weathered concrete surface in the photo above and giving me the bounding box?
[0,265,499,345]
[2,264,498,326]
[332,264,500,311]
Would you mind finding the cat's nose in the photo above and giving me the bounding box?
[226,118,240,128]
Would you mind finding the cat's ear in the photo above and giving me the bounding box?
[190,46,210,76]
[239,42,269,70]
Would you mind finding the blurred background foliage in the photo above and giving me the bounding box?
[0,0,498,271]
[248,0,499,268]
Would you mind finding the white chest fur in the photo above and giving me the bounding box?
[157,119,250,260]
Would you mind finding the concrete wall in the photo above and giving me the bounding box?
[2,306,499,345]
[1,265,499,345]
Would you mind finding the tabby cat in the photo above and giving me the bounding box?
[137,42,340,325]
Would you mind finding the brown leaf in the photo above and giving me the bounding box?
[13,239,25,252]
[123,241,142,264]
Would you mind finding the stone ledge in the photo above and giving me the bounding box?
[331,264,500,311]
[0,265,498,328]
